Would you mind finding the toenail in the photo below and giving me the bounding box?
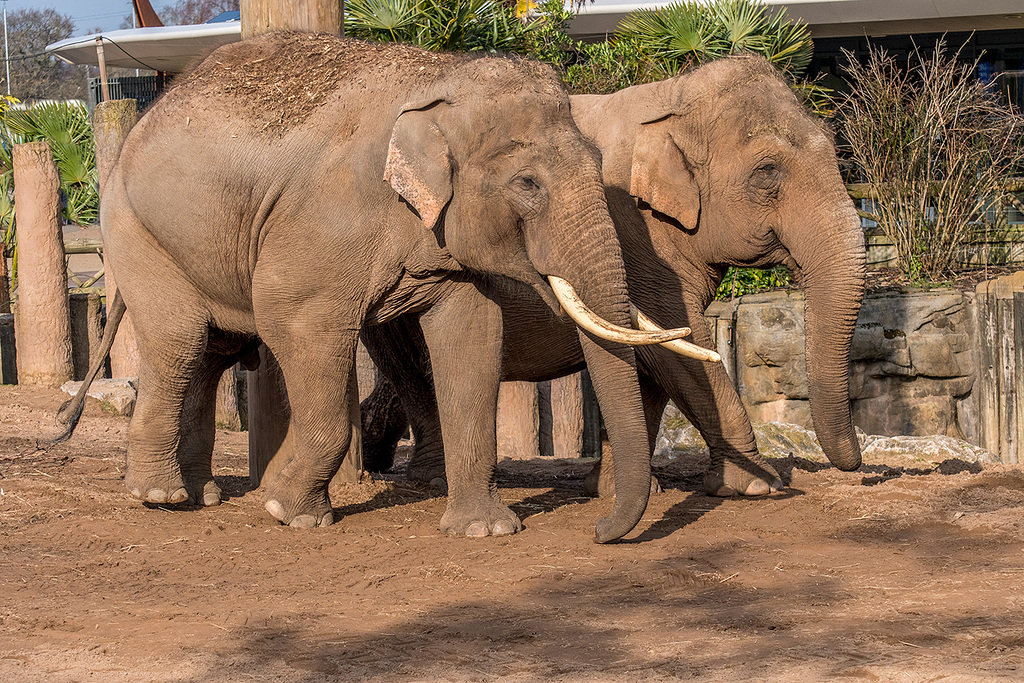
[491,519,517,536]
[465,521,488,537]
[289,515,317,528]
[265,499,287,521]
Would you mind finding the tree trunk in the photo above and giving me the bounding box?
[240,0,345,39]
[12,143,73,387]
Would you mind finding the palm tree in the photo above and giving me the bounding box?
[344,0,523,53]
[617,0,813,78]
[0,100,99,279]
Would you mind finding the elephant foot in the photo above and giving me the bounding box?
[439,495,522,538]
[264,479,333,528]
[185,477,223,507]
[583,459,661,498]
[406,458,446,487]
[125,469,189,505]
[704,456,784,497]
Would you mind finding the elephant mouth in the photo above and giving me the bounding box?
[547,276,720,361]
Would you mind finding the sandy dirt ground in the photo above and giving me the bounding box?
[2,384,1023,682]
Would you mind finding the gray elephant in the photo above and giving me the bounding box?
[361,55,867,496]
[58,33,696,542]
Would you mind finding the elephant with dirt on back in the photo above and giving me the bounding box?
[361,55,867,497]
[58,32,702,542]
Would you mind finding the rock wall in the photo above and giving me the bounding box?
[706,289,979,448]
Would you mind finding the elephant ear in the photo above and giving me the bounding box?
[384,98,452,231]
[630,114,701,231]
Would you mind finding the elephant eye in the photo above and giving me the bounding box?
[750,163,782,193]
[514,175,541,192]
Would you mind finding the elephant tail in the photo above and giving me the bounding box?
[47,289,127,444]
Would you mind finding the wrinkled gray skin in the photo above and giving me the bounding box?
[68,33,657,542]
[362,55,866,496]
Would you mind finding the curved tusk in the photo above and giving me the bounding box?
[548,276,692,345]
[630,306,722,363]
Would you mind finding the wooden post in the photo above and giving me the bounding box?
[550,373,584,458]
[12,143,73,387]
[1014,290,1024,465]
[497,381,540,460]
[0,233,9,315]
[95,37,111,102]
[69,291,103,381]
[93,99,141,378]
[240,0,345,39]
[248,345,292,486]
[581,369,601,458]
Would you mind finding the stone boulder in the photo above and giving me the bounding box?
[60,377,137,416]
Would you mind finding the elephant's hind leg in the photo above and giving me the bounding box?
[176,351,239,506]
[124,320,208,506]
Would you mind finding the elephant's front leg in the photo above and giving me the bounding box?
[419,281,521,537]
[642,313,783,497]
[258,316,360,528]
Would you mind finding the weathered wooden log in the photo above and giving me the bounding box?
[69,292,104,381]
[539,374,584,458]
[12,143,74,387]
[497,381,539,460]
[94,99,141,379]
[240,0,344,39]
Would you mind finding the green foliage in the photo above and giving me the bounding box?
[838,40,1024,280]
[566,0,813,94]
[0,101,99,263]
[345,0,526,53]
[714,266,791,300]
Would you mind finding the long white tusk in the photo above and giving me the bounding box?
[548,276,692,345]
[630,306,722,363]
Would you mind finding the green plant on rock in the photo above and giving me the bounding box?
[714,266,791,300]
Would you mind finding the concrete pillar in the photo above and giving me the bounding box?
[497,381,539,460]
[12,142,73,387]
[93,99,141,378]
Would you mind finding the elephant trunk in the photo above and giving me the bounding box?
[785,192,866,471]
[528,175,652,543]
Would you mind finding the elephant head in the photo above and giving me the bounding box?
[382,58,695,540]
[576,56,866,472]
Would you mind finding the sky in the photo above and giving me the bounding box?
[4,0,136,34]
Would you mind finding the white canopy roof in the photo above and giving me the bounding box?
[47,22,241,73]
[48,1,1024,73]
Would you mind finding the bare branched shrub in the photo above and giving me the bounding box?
[839,40,1024,280]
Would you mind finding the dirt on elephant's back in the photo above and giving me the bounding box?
[2,384,1023,682]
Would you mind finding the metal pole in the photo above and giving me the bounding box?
[95,37,110,102]
[3,0,10,96]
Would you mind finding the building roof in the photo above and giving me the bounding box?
[47,21,241,73]
[48,0,1024,73]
